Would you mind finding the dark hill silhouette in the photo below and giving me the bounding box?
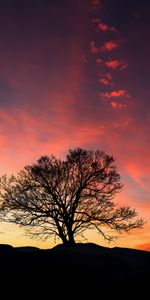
[15,246,40,252]
[0,243,149,295]
[0,244,14,252]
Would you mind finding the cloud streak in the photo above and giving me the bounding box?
[100,40,120,52]
[101,89,129,98]
[98,72,112,86]
[90,40,120,54]
[105,59,128,70]
[97,22,117,32]
[111,101,126,108]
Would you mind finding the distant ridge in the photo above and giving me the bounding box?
[15,246,40,252]
[0,244,14,252]
[0,244,40,252]
[0,242,149,254]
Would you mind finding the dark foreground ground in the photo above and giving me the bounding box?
[0,243,150,296]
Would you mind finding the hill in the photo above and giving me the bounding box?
[0,243,150,295]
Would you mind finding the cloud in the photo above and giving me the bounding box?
[101,40,120,52]
[97,22,117,32]
[105,59,128,70]
[111,101,126,108]
[101,89,129,98]
[98,72,112,86]
[99,78,110,85]
[105,60,121,69]
[90,40,120,54]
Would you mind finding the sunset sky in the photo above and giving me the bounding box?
[0,0,150,250]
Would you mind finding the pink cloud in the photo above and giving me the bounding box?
[99,78,110,85]
[105,60,121,69]
[101,40,120,52]
[90,41,120,55]
[111,101,126,108]
[98,72,112,86]
[101,89,128,98]
[105,59,128,70]
[97,22,117,32]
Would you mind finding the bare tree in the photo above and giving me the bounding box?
[0,148,144,246]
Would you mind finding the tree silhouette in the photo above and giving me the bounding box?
[0,148,144,246]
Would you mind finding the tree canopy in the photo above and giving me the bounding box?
[0,148,144,246]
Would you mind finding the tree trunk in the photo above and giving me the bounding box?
[60,234,68,245]
[56,219,75,246]
[67,227,76,246]
[56,220,68,245]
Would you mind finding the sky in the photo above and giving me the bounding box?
[0,0,150,250]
